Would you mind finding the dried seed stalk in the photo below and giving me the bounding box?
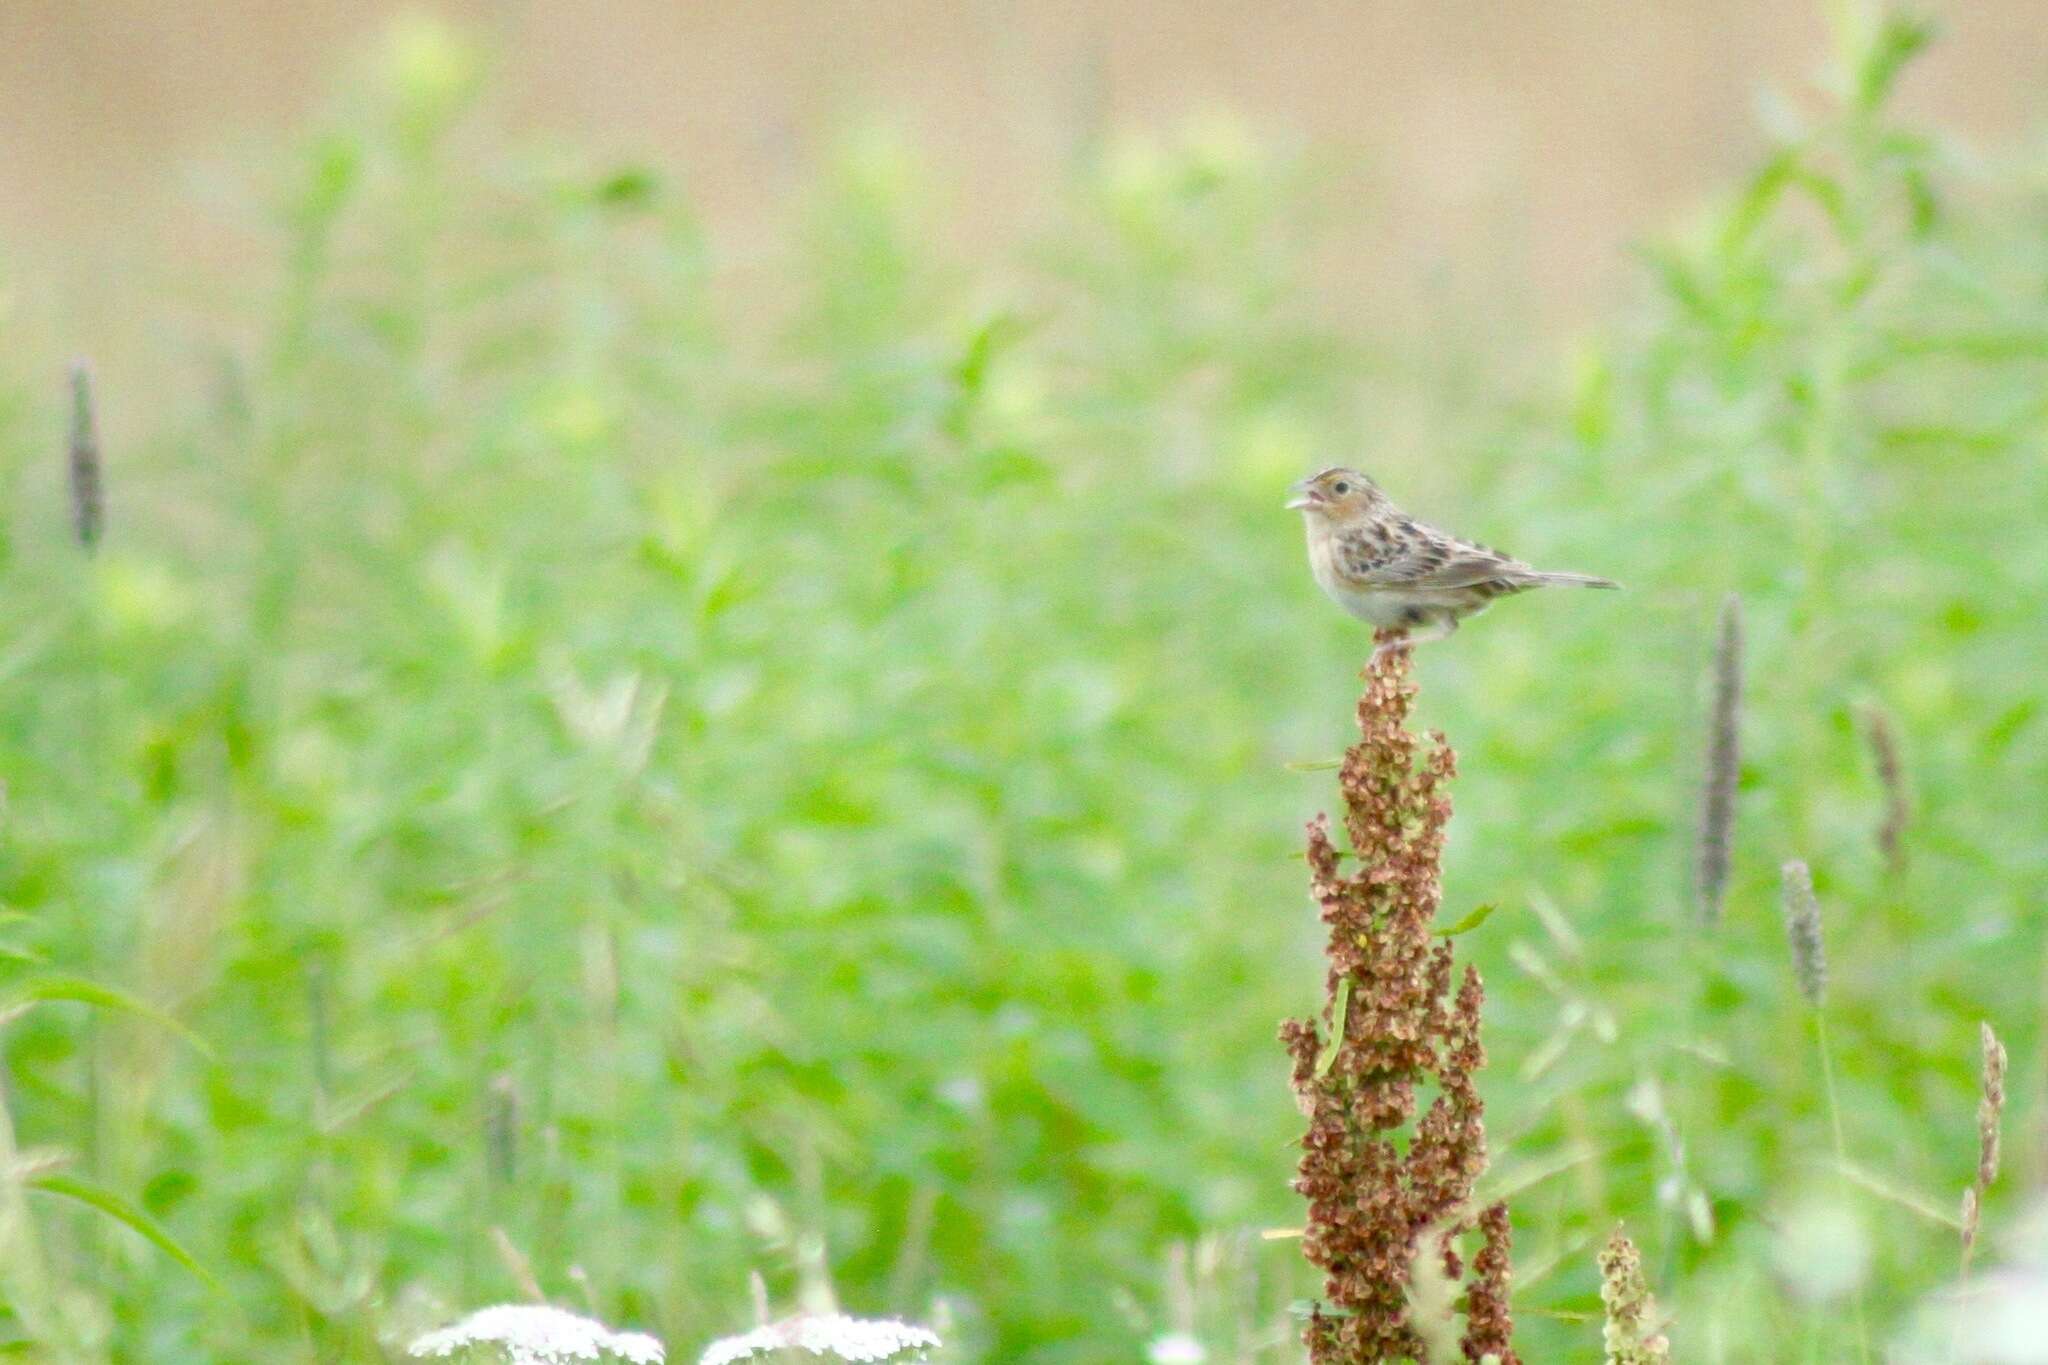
[1281,636,1516,1363]
[1462,1202,1517,1363]
[1597,1228,1668,1365]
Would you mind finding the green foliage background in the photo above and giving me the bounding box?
[1,11,2043,1362]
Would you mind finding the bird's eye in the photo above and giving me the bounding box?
[1332,481,1350,495]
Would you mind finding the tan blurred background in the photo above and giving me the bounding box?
[2,1,2044,348]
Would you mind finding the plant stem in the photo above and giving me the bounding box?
[1815,1010,1870,1364]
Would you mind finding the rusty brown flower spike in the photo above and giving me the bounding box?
[1280,633,1518,1364]
[1695,594,1743,927]
[67,359,104,552]
[1463,1203,1517,1363]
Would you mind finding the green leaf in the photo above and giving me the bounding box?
[593,166,660,210]
[1313,977,1351,1079]
[1854,12,1937,113]
[1725,150,1795,247]
[1437,903,1498,937]
[7,977,212,1059]
[26,1174,218,1290]
[955,312,1030,397]
[1284,756,1343,772]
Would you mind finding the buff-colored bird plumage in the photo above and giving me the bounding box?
[1288,466,1617,653]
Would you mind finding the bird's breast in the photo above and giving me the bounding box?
[1306,523,1401,625]
[1305,523,1345,596]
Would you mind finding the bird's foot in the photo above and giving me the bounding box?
[1369,630,1412,667]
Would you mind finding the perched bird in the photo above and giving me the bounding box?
[1288,466,1617,656]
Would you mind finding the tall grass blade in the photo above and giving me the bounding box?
[27,1172,217,1290]
[8,976,213,1059]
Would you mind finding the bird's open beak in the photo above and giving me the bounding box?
[1284,479,1318,512]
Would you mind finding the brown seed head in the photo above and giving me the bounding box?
[1285,642,1513,1362]
[1462,1203,1520,1365]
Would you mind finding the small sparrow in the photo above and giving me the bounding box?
[1288,466,1617,655]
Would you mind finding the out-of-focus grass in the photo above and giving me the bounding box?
[1,9,2044,1361]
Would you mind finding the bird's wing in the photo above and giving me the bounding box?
[1333,519,1529,590]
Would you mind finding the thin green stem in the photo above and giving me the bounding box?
[1815,1010,1870,1365]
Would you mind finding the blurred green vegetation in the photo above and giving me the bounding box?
[1,9,2044,1362]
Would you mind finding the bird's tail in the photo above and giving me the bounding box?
[1533,570,1621,589]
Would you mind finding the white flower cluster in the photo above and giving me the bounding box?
[408,1305,665,1365]
[698,1313,940,1365]
[1145,1332,1207,1365]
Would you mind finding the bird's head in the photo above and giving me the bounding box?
[1286,467,1384,521]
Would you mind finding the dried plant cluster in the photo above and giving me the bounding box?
[1597,1229,1668,1365]
[1281,640,1517,1363]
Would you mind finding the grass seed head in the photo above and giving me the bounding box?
[1857,702,1910,875]
[1978,1022,2007,1192]
[1778,860,1827,1008]
[66,359,104,552]
[1695,595,1743,928]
